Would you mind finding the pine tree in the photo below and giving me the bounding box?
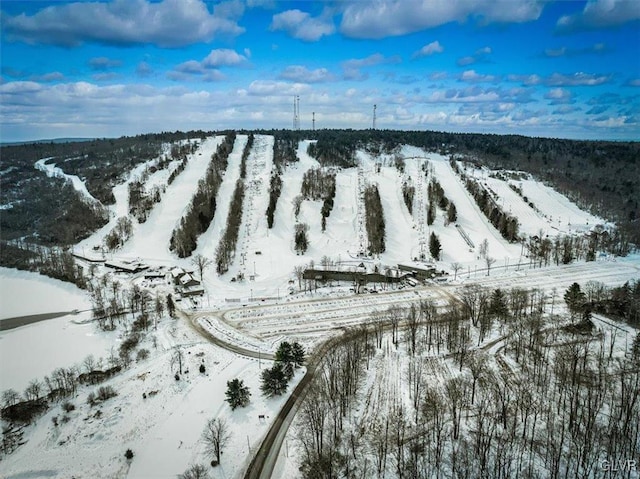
[429,232,441,261]
[225,378,251,410]
[489,288,509,319]
[275,341,293,364]
[427,202,435,226]
[260,363,288,397]
[166,294,176,318]
[564,282,586,320]
[447,202,457,224]
[291,342,306,367]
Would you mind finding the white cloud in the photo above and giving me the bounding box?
[341,53,401,80]
[545,72,611,86]
[270,9,335,42]
[412,41,444,59]
[247,80,310,96]
[557,0,640,32]
[457,56,477,66]
[553,105,582,115]
[202,49,248,68]
[32,72,65,82]
[508,72,611,87]
[92,72,120,81]
[170,49,247,81]
[507,74,542,85]
[459,70,500,83]
[279,66,335,83]
[1,0,244,47]
[544,43,608,58]
[340,0,544,39]
[175,60,206,74]
[456,46,492,66]
[544,88,573,104]
[136,62,153,77]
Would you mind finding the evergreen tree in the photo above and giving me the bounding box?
[225,378,251,410]
[489,288,509,319]
[564,282,586,320]
[260,363,288,397]
[275,341,293,364]
[429,232,441,261]
[427,202,436,226]
[447,202,457,224]
[291,342,306,367]
[166,294,176,318]
[294,223,309,254]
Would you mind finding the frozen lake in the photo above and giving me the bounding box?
[0,267,114,393]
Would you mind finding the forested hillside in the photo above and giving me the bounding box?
[2,129,638,247]
[0,131,212,244]
[263,129,639,243]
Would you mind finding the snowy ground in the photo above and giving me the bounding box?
[0,308,303,479]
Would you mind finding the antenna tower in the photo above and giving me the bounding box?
[312,112,315,131]
[373,104,377,130]
[296,96,300,130]
[293,96,296,130]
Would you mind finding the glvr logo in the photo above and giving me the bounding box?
[601,459,638,472]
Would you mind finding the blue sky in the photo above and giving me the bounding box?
[1,0,639,141]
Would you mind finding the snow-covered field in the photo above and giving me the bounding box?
[0,307,303,479]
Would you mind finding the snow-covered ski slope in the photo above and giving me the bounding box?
[466,164,604,237]
[118,136,223,263]
[194,135,248,262]
[77,136,611,299]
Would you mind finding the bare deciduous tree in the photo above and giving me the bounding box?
[485,256,496,276]
[201,417,231,465]
[451,262,462,281]
[191,254,212,280]
[294,265,305,289]
[178,464,209,479]
[171,347,184,375]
